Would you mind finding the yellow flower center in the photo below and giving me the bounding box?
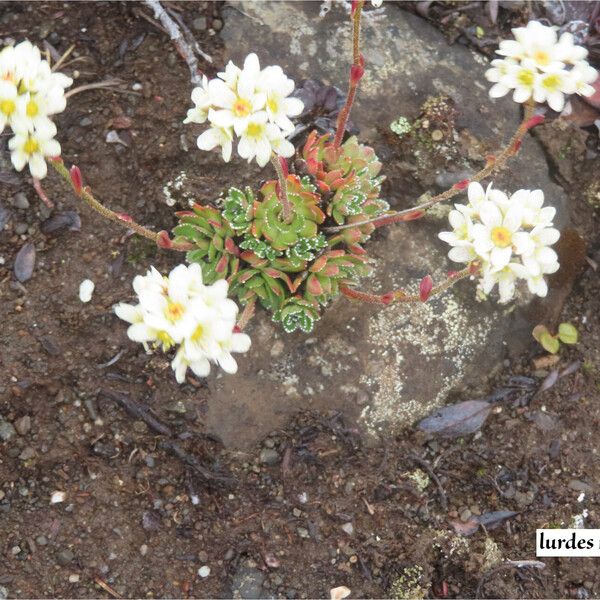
[191,324,205,342]
[26,99,39,117]
[0,98,15,116]
[246,121,264,139]
[542,74,561,92]
[267,96,279,114]
[491,226,512,248]
[533,50,550,66]
[156,330,174,351]
[232,98,252,118]
[23,137,39,154]
[517,69,534,87]
[165,301,185,322]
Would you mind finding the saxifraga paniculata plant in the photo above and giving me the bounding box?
[13,0,596,381]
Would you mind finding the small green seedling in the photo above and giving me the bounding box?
[533,322,579,354]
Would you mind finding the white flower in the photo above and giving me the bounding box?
[184,75,214,125]
[79,279,95,303]
[236,112,293,167]
[184,53,302,166]
[259,66,304,134]
[8,120,60,179]
[196,123,233,162]
[439,181,560,302]
[371,0,383,6]
[487,20,596,107]
[0,80,18,132]
[209,53,266,135]
[115,264,251,383]
[471,201,523,270]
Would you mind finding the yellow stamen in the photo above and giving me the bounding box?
[246,122,264,139]
[517,69,534,87]
[534,50,550,66]
[542,74,561,91]
[0,98,15,116]
[491,226,512,248]
[156,330,174,351]
[191,324,205,342]
[26,99,38,117]
[267,96,279,114]
[165,301,185,322]
[23,137,39,155]
[232,98,251,118]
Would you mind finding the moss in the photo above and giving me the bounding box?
[406,469,430,492]
[389,566,430,600]
[390,116,412,138]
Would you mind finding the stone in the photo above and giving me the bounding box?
[192,16,207,30]
[568,479,593,493]
[0,419,16,442]
[231,566,265,599]
[14,223,28,235]
[14,415,31,436]
[195,2,569,449]
[13,193,29,209]
[19,447,35,461]
[56,549,75,566]
[259,448,280,465]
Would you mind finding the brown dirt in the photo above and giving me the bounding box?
[2,2,600,599]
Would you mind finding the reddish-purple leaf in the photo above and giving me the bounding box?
[418,400,492,437]
[451,510,517,537]
[537,370,559,394]
[14,242,36,282]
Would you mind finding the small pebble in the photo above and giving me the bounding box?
[68,575,79,583]
[79,279,95,303]
[341,522,354,535]
[13,193,29,209]
[14,223,28,235]
[259,448,280,465]
[198,565,211,578]
[140,544,148,556]
[51,491,66,504]
[14,415,31,436]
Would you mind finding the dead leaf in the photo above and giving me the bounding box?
[537,370,559,394]
[40,210,81,236]
[14,242,36,282]
[451,510,518,536]
[532,354,560,370]
[418,400,492,437]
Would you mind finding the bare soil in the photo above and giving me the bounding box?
[2,2,600,599]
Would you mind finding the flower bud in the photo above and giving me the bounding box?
[419,275,433,302]
[524,114,545,130]
[69,165,83,194]
[453,179,470,191]
[156,230,173,248]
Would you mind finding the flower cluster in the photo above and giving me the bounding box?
[184,53,303,167]
[114,264,251,383]
[486,21,598,112]
[439,182,560,303]
[0,40,72,179]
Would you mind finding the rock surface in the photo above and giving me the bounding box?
[202,2,569,448]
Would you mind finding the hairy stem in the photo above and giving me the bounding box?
[325,101,538,234]
[333,1,364,148]
[237,297,256,331]
[271,155,293,223]
[340,266,474,305]
[50,159,191,251]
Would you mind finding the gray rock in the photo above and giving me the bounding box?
[568,479,593,493]
[192,16,207,30]
[14,415,31,436]
[19,447,35,461]
[35,535,48,546]
[0,419,16,442]
[13,192,29,209]
[0,585,8,599]
[79,117,93,127]
[231,566,266,599]
[201,2,569,449]
[259,448,280,465]
[56,549,75,566]
[14,223,28,235]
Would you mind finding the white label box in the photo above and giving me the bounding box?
[537,529,600,557]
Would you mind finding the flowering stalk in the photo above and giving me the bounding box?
[333,0,364,148]
[340,266,474,305]
[50,158,192,251]
[270,154,293,223]
[325,100,538,234]
[236,297,256,330]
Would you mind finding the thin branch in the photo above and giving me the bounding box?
[143,0,210,87]
[324,101,539,234]
[65,79,127,99]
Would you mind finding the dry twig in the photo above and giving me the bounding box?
[143,0,211,86]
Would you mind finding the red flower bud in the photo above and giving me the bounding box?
[419,275,433,302]
[350,63,365,85]
[156,230,173,248]
[278,156,289,178]
[524,114,545,130]
[233,325,241,334]
[453,179,470,191]
[447,270,459,278]
[69,165,82,194]
[116,212,134,223]
[381,292,394,305]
